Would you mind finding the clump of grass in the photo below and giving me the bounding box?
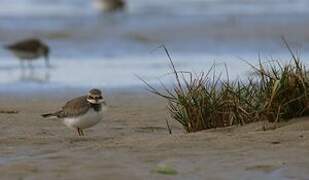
[141,40,309,133]
[249,38,309,122]
[165,74,266,132]
[140,46,259,132]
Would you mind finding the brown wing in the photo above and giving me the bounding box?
[56,96,90,118]
[5,39,42,52]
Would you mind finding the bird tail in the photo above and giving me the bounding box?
[41,113,57,118]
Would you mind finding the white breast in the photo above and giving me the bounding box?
[63,109,103,130]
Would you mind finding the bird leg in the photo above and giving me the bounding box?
[80,129,85,136]
[19,60,25,69]
[27,61,33,70]
[77,128,82,136]
[45,57,51,68]
[19,60,26,76]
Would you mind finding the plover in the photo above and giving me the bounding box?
[41,89,107,136]
[4,38,50,68]
[92,0,126,12]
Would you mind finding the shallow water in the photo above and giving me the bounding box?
[0,0,309,90]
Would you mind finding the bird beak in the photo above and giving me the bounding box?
[97,99,106,105]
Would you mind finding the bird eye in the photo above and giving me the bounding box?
[94,96,102,100]
[88,96,94,99]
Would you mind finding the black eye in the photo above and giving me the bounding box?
[88,96,94,99]
[94,96,102,100]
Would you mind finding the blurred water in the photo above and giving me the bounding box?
[0,0,309,90]
[1,0,308,16]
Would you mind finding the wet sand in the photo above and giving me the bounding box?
[0,89,308,180]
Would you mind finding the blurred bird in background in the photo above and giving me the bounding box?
[92,0,126,12]
[4,38,50,69]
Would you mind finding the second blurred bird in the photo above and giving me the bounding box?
[4,38,50,69]
[92,0,126,12]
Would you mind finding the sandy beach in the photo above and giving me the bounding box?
[0,89,308,180]
[1,0,309,179]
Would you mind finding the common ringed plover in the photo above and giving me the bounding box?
[42,89,107,136]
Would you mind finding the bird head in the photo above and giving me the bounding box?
[87,89,106,105]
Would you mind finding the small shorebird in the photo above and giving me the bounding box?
[41,89,107,136]
[4,38,50,68]
[92,0,126,12]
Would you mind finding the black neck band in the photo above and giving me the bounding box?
[91,103,102,112]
